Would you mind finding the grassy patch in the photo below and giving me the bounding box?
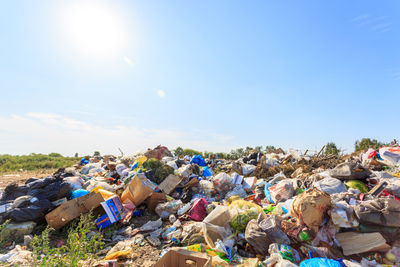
[31,212,104,267]
[0,154,79,173]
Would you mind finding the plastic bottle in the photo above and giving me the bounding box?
[177,202,192,216]
[298,230,311,243]
[187,244,206,252]
[161,226,177,240]
[164,229,182,241]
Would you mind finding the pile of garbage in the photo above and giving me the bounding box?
[1,145,400,266]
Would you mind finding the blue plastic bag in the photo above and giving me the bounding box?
[190,155,207,167]
[264,183,274,203]
[202,166,213,177]
[71,189,90,199]
[300,258,342,267]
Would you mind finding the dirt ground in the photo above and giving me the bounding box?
[0,169,56,189]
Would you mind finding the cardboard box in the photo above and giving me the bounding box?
[45,192,105,230]
[101,196,125,223]
[95,214,112,229]
[158,174,182,194]
[121,174,155,206]
[336,232,390,256]
[154,248,211,267]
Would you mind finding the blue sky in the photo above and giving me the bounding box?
[0,0,399,156]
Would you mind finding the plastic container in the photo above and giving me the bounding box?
[177,202,192,216]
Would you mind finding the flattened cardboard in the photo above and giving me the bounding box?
[45,192,105,230]
[336,232,390,256]
[146,192,166,214]
[159,174,182,194]
[154,247,211,267]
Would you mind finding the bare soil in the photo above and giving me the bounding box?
[0,169,55,189]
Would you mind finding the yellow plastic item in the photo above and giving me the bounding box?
[132,156,148,172]
[91,186,115,199]
[137,156,147,165]
[104,249,133,260]
[228,200,264,214]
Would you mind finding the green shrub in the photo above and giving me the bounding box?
[0,220,11,250]
[31,212,104,267]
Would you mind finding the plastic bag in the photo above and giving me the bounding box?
[258,214,291,244]
[155,200,183,219]
[330,201,358,228]
[202,167,213,177]
[187,198,208,221]
[245,219,271,255]
[231,209,259,232]
[313,177,347,194]
[242,164,256,176]
[269,180,294,203]
[190,155,207,166]
[212,172,232,192]
[202,222,232,249]
[204,205,231,227]
[139,218,162,231]
[225,185,248,199]
[299,258,342,267]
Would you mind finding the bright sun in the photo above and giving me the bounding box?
[61,2,125,59]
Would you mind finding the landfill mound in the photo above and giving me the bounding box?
[1,145,400,266]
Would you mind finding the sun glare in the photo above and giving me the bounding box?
[61,2,125,59]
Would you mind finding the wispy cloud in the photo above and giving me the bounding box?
[157,89,166,98]
[123,56,133,66]
[0,113,235,155]
[351,14,392,33]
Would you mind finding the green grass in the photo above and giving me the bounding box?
[0,154,79,173]
[31,212,104,267]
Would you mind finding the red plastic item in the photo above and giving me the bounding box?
[368,150,377,158]
[187,198,208,221]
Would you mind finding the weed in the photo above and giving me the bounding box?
[31,212,104,267]
[0,220,11,250]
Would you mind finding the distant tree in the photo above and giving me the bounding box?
[74,153,79,158]
[93,151,101,157]
[245,146,253,154]
[254,146,262,152]
[48,153,62,157]
[182,148,202,157]
[324,142,340,155]
[355,138,384,152]
[203,151,212,158]
[265,146,276,153]
[216,152,227,159]
[236,148,245,157]
[174,147,184,157]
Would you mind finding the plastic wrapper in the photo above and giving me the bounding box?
[139,218,162,231]
[269,180,294,204]
[155,200,183,219]
[212,172,233,192]
[258,214,291,244]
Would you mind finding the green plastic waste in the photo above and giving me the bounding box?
[231,210,258,232]
[345,180,368,193]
